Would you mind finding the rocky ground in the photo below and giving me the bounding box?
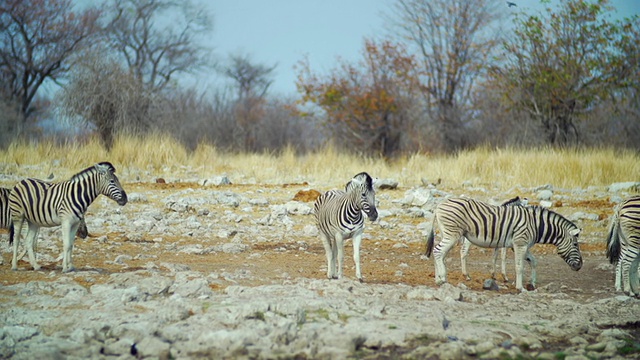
[0,170,639,359]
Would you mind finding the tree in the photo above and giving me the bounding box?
[389,0,504,152]
[104,0,212,92]
[296,39,420,157]
[59,53,154,149]
[0,0,100,128]
[219,53,276,151]
[495,0,640,145]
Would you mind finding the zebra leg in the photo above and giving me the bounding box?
[615,260,622,292]
[434,235,458,286]
[321,233,335,279]
[353,233,363,282]
[629,255,640,297]
[527,251,538,288]
[500,248,509,282]
[620,256,632,294]
[24,223,41,271]
[61,220,79,272]
[512,241,529,291]
[11,218,25,270]
[460,239,472,281]
[335,233,345,280]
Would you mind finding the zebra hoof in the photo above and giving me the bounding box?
[63,266,76,273]
[525,284,536,291]
[435,279,446,286]
[464,275,472,281]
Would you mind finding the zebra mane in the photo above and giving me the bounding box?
[345,172,374,192]
[70,162,116,181]
[533,205,578,230]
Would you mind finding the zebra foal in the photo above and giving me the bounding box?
[9,162,127,272]
[606,196,640,297]
[426,197,582,291]
[314,172,378,281]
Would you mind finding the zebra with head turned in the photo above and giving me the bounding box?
[426,197,582,291]
[314,172,378,282]
[2,186,90,264]
[606,196,640,297]
[9,162,127,272]
[459,196,537,283]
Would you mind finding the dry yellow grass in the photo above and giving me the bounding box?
[0,134,638,190]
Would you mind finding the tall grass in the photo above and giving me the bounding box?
[0,134,638,189]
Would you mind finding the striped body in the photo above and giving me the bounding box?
[606,196,640,296]
[1,187,10,229]
[426,197,582,291]
[460,196,536,283]
[314,172,378,281]
[9,162,127,272]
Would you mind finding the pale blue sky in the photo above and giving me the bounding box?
[205,0,639,97]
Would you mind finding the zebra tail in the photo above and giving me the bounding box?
[605,211,620,265]
[9,222,14,246]
[425,228,435,258]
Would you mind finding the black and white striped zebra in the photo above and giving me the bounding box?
[426,197,582,291]
[314,172,378,281]
[460,196,536,283]
[9,162,127,272]
[2,186,89,264]
[606,196,640,297]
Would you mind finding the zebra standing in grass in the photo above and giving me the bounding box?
[606,196,640,297]
[314,172,378,282]
[459,196,537,283]
[9,162,127,272]
[426,197,582,291]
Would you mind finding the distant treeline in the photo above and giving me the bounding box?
[0,0,638,156]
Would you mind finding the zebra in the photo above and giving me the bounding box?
[314,172,378,282]
[9,162,127,272]
[2,186,90,264]
[425,197,582,291]
[606,196,640,297]
[459,196,537,283]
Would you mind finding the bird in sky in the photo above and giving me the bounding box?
[507,1,517,7]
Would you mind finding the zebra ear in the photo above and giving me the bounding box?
[569,228,581,236]
[95,163,111,175]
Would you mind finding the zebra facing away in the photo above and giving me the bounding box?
[606,196,640,297]
[459,196,537,283]
[314,172,378,282]
[426,197,582,291]
[9,162,127,272]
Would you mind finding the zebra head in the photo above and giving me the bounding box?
[95,162,128,206]
[558,225,583,271]
[346,172,378,222]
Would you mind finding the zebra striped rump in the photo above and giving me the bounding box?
[606,196,640,296]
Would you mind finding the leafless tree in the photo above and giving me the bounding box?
[103,0,212,92]
[0,0,101,129]
[219,53,277,151]
[58,52,155,149]
[388,0,504,152]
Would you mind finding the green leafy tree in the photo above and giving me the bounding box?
[495,0,640,145]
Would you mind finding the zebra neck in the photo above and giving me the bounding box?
[69,174,102,213]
